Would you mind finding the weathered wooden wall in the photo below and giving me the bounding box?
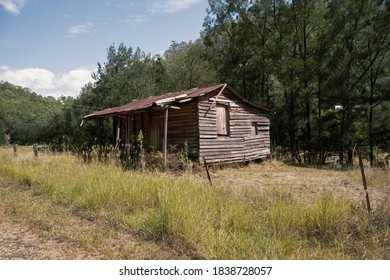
[166,102,199,157]
[116,87,270,163]
[117,112,154,149]
[198,88,270,163]
[117,102,199,157]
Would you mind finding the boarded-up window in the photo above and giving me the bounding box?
[216,104,229,135]
[251,122,258,135]
[258,122,269,134]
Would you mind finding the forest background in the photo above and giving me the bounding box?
[1,0,389,165]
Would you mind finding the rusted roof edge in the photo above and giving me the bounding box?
[82,84,271,121]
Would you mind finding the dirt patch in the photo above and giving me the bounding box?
[0,175,185,260]
[0,212,98,260]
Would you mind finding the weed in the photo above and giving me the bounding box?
[0,147,388,259]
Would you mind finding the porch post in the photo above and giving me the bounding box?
[126,115,131,158]
[164,106,169,165]
[115,118,120,150]
[98,118,102,161]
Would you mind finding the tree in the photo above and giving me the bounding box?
[0,81,63,145]
[202,0,390,163]
[162,40,218,91]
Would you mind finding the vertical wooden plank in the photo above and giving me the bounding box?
[33,143,38,157]
[164,107,168,165]
[203,156,212,185]
[115,119,121,150]
[133,114,136,136]
[216,105,228,135]
[126,115,131,160]
[209,83,227,108]
[13,144,18,158]
[251,122,258,135]
[358,152,371,214]
[126,115,130,145]
[112,116,116,145]
[98,118,102,161]
[150,115,160,150]
[141,112,144,133]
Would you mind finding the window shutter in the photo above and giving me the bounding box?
[216,104,228,135]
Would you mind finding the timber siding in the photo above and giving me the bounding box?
[82,84,271,164]
[198,88,270,163]
[167,102,199,156]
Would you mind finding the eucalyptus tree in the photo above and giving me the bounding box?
[92,43,161,108]
[162,40,218,91]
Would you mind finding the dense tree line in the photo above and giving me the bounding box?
[0,81,63,145]
[202,0,390,165]
[1,0,389,165]
[0,41,218,149]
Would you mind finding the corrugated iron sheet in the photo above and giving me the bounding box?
[82,84,270,120]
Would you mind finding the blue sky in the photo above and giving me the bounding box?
[0,0,209,97]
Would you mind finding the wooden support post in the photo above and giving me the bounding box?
[126,115,131,162]
[358,152,371,214]
[209,83,227,109]
[33,143,38,158]
[115,118,121,150]
[203,156,212,185]
[163,106,168,165]
[13,144,18,158]
[98,118,102,161]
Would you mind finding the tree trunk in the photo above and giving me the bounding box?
[369,68,375,167]
[339,110,346,164]
[317,77,324,164]
[289,89,297,162]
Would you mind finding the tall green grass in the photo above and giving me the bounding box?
[0,147,388,259]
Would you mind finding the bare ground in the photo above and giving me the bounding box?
[0,211,98,260]
[0,177,183,260]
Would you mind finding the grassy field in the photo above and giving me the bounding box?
[0,146,388,259]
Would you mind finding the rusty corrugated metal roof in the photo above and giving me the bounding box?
[82,84,270,120]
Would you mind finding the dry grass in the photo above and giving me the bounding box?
[210,160,389,208]
[0,146,388,259]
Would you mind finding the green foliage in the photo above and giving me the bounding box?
[162,40,218,91]
[2,0,389,160]
[0,81,63,145]
[203,0,390,162]
[91,44,162,108]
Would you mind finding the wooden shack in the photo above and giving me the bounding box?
[82,84,271,163]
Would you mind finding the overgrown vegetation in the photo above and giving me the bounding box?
[0,82,63,145]
[1,1,389,165]
[0,147,388,259]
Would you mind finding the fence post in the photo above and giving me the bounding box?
[358,152,371,214]
[13,144,18,158]
[33,143,38,158]
[203,156,212,186]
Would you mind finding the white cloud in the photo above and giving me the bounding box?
[125,14,150,26]
[150,0,202,14]
[0,66,55,89]
[66,22,95,37]
[0,65,95,98]
[0,0,27,15]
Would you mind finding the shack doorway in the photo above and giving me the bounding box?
[150,115,160,150]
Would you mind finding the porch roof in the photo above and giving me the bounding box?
[82,84,271,121]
